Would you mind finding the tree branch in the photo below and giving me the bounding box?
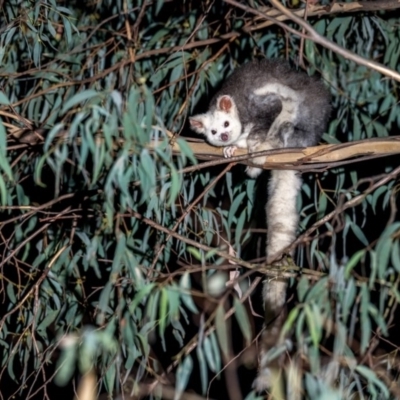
[250,1,400,32]
[287,163,400,255]
[152,136,400,171]
[223,0,400,82]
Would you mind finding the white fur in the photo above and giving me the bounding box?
[255,170,302,392]
[191,109,259,172]
[223,146,237,158]
[254,83,302,146]
[254,82,300,101]
[243,83,303,179]
[245,136,274,178]
[222,122,254,159]
[203,110,242,146]
[264,170,301,331]
[265,170,301,262]
[189,95,245,148]
[245,166,263,179]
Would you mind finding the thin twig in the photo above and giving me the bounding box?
[148,163,233,272]
[287,164,400,255]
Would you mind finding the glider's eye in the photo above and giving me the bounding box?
[211,130,217,135]
[224,121,229,128]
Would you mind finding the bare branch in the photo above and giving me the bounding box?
[152,136,400,170]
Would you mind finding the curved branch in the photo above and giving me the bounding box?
[250,1,400,32]
[224,0,400,82]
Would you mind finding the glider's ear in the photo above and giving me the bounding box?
[216,95,234,113]
[189,114,208,134]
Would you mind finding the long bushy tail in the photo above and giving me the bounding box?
[266,169,301,263]
[254,169,302,392]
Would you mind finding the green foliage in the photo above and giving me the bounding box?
[0,1,400,399]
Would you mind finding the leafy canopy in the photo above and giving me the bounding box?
[0,1,400,399]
